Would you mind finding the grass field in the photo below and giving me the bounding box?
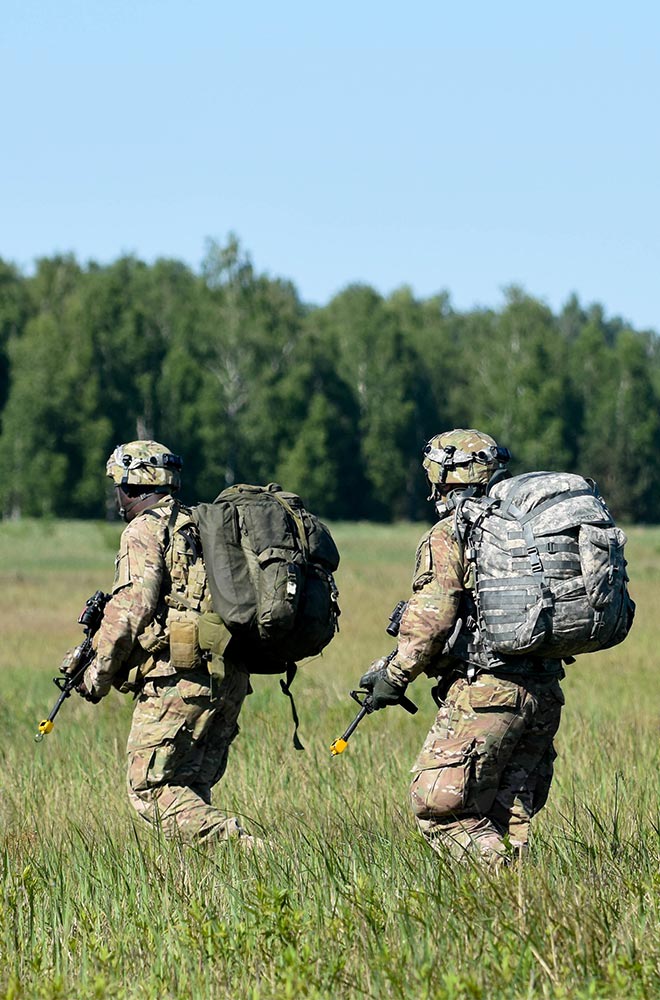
[1,519,660,999]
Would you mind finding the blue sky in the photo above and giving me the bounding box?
[2,1,659,331]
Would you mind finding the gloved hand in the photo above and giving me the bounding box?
[75,675,102,704]
[359,657,409,711]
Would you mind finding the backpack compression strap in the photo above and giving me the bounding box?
[498,486,601,611]
[498,487,597,524]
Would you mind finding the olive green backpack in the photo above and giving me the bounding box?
[193,484,340,745]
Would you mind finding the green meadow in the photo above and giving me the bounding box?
[1,520,659,999]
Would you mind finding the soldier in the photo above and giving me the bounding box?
[358,429,565,866]
[77,440,254,845]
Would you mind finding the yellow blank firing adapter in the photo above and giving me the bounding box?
[330,686,417,757]
[35,719,54,742]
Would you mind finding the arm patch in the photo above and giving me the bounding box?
[412,530,434,590]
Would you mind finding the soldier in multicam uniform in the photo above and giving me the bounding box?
[77,440,254,844]
[359,429,565,866]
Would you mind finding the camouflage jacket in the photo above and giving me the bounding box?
[84,496,208,698]
[386,514,465,688]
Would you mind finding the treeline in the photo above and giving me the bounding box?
[0,236,659,523]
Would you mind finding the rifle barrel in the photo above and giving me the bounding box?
[330,704,370,755]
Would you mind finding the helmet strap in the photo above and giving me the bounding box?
[116,486,172,522]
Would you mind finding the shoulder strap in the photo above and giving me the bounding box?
[279,662,304,751]
[452,494,497,548]
[270,491,309,558]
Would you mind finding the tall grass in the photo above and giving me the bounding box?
[0,520,659,998]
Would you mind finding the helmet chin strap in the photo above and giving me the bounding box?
[116,487,169,522]
[434,484,484,518]
[429,481,485,504]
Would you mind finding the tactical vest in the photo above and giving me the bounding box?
[135,502,221,673]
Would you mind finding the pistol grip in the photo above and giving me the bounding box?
[399,694,418,715]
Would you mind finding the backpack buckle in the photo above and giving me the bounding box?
[541,587,555,609]
[527,546,543,573]
[286,565,298,597]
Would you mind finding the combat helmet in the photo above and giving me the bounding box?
[106,440,182,492]
[422,429,510,495]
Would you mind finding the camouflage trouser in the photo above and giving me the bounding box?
[126,662,249,843]
[410,671,564,866]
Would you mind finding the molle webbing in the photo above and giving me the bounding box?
[154,504,210,615]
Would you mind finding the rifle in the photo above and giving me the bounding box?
[330,598,417,756]
[35,590,110,742]
[330,686,418,755]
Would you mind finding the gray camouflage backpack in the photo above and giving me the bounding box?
[455,472,635,661]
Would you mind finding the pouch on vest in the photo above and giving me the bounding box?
[168,609,200,670]
[137,618,169,655]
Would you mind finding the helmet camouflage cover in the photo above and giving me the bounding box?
[422,428,510,488]
[106,440,182,490]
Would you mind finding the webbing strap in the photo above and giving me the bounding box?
[607,533,618,583]
[271,493,309,559]
[520,521,554,610]
[540,558,578,572]
[482,592,536,608]
[516,488,595,525]
[482,610,532,625]
[538,540,579,554]
[279,662,304,751]
[521,521,543,573]
[480,575,539,590]
[164,502,180,539]
[590,609,604,640]
[484,628,518,640]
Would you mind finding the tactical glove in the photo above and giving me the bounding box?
[359,658,409,711]
[75,676,102,704]
[359,656,390,691]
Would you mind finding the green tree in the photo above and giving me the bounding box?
[0,310,109,517]
[276,393,345,516]
[266,334,362,518]
[1,245,658,525]
[461,289,576,473]
[311,285,435,519]
[0,260,31,424]
[570,322,660,521]
[195,236,305,492]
